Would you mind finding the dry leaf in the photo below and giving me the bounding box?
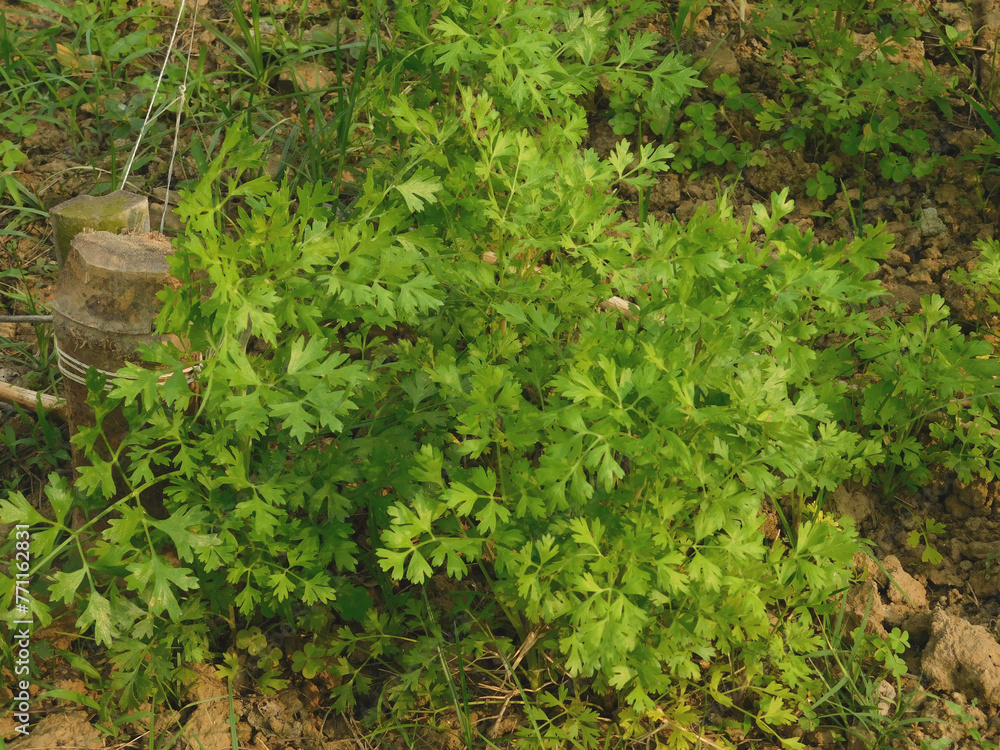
[54,43,101,74]
[600,296,638,319]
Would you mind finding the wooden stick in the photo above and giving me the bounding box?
[0,380,65,419]
[0,315,53,324]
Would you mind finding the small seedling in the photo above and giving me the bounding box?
[907,518,946,565]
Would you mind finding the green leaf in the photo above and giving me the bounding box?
[405,550,434,584]
[38,688,100,711]
[60,650,102,680]
[271,398,314,443]
[150,507,220,562]
[104,505,144,547]
[922,546,943,565]
[126,555,197,621]
[397,273,442,318]
[376,548,408,581]
[302,574,337,605]
[336,584,372,622]
[77,591,118,647]
[268,572,294,602]
[286,335,327,375]
[0,491,48,526]
[476,500,511,534]
[44,475,74,527]
[394,168,442,213]
[235,493,281,536]
[50,569,87,606]
[925,519,946,535]
[443,482,478,514]
[224,392,268,436]
[235,584,260,615]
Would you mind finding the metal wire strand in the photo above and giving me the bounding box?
[159,0,202,231]
[119,0,189,191]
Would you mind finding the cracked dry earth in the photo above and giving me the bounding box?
[10,0,1000,748]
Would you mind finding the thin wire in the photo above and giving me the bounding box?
[161,87,187,232]
[119,0,189,192]
[55,336,199,390]
[160,0,202,231]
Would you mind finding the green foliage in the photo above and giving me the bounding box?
[933,27,1000,205]
[0,134,32,208]
[852,294,1000,495]
[202,0,276,93]
[751,0,952,176]
[0,405,69,492]
[797,583,930,749]
[672,72,762,172]
[941,697,1000,750]
[22,0,157,71]
[5,0,1000,746]
[0,267,60,392]
[4,124,890,737]
[870,626,909,679]
[0,0,160,191]
[0,110,43,211]
[518,684,603,749]
[664,0,712,46]
[607,0,959,178]
[953,237,1000,319]
[392,0,702,137]
[841,112,939,183]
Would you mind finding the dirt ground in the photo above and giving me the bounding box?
[6,0,1000,747]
